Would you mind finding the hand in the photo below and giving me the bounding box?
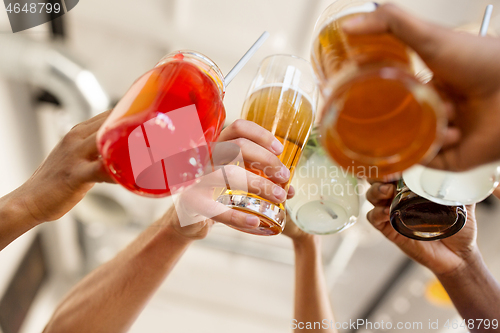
[169,119,294,239]
[343,4,500,171]
[366,182,478,276]
[282,210,317,244]
[13,111,114,224]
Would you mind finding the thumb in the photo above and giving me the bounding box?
[342,3,449,63]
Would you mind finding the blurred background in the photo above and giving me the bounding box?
[1,0,500,332]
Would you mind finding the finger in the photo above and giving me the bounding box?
[444,101,456,123]
[366,182,394,206]
[174,190,260,229]
[218,119,284,155]
[191,166,288,204]
[82,110,112,134]
[83,110,112,127]
[212,209,260,230]
[79,160,115,184]
[493,185,500,200]
[287,185,295,199]
[441,127,461,148]
[232,169,288,204]
[71,110,112,137]
[366,206,390,228]
[423,149,460,171]
[229,138,289,183]
[81,132,99,159]
[342,4,447,63]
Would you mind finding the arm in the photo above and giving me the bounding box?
[0,190,38,250]
[366,183,500,332]
[0,111,113,250]
[437,248,500,326]
[284,215,337,333]
[437,188,500,326]
[43,207,192,333]
[44,119,293,332]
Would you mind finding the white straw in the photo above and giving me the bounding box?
[480,5,493,36]
[224,31,270,85]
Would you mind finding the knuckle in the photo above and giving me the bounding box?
[380,3,396,11]
[233,137,247,149]
[229,210,240,227]
[62,126,85,145]
[366,190,376,204]
[61,130,77,145]
[265,150,279,166]
[366,210,372,221]
[256,174,268,189]
[222,165,236,179]
[261,128,275,143]
[232,119,246,134]
[249,172,264,190]
[379,3,400,17]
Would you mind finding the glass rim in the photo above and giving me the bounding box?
[259,54,317,80]
[260,53,312,65]
[158,50,226,96]
[312,0,376,38]
[254,53,319,106]
[310,0,377,85]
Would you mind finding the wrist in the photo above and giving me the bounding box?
[156,207,195,245]
[293,235,321,253]
[0,187,41,228]
[435,246,484,285]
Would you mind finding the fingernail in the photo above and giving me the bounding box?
[273,186,287,201]
[271,139,284,155]
[384,207,390,215]
[379,184,391,195]
[342,15,366,30]
[279,166,290,181]
[246,215,260,227]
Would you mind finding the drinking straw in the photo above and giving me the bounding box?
[480,5,493,36]
[224,31,270,85]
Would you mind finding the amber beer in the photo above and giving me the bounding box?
[390,180,467,241]
[312,12,412,92]
[220,84,315,235]
[311,1,446,179]
[243,85,313,175]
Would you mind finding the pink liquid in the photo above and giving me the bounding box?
[97,55,225,197]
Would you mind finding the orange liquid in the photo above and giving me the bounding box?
[313,14,441,179]
[311,13,411,90]
[322,74,438,178]
[224,85,314,235]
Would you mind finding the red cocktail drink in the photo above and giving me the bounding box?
[97,51,226,197]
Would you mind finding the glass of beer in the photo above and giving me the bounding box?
[390,179,467,241]
[287,127,359,235]
[216,55,318,236]
[311,0,447,179]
